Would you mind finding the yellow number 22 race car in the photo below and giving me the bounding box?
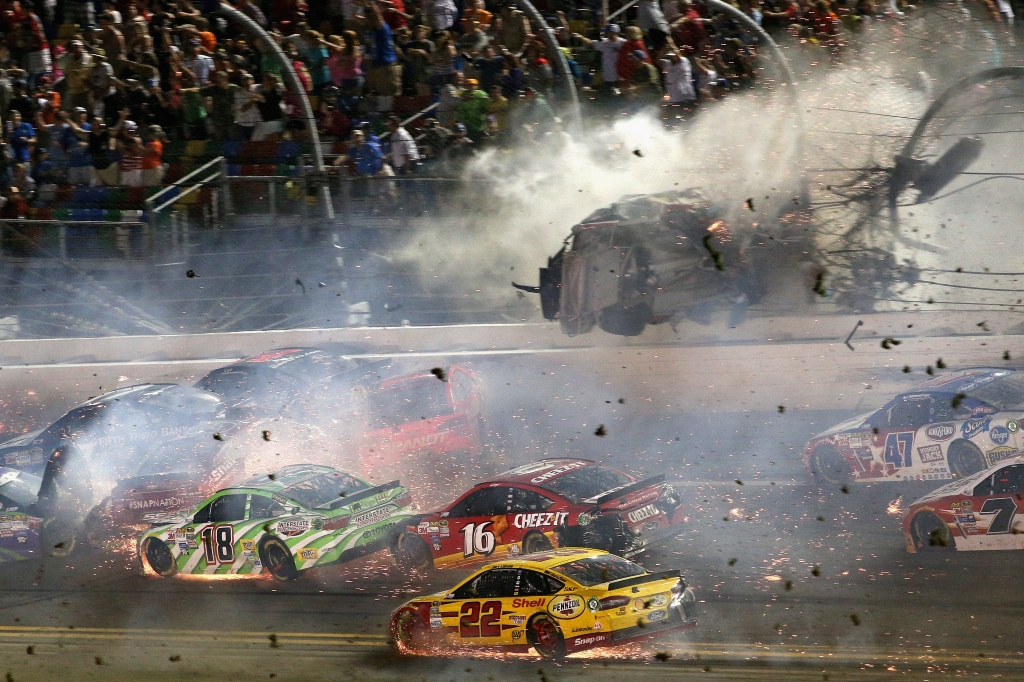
[390,548,697,659]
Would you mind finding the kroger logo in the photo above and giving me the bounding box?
[990,426,1010,445]
[926,423,955,441]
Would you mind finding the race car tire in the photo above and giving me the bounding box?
[143,537,179,577]
[391,532,434,572]
[598,303,651,337]
[40,514,79,558]
[83,498,116,546]
[527,614,566,661]
[948,440,987,479]
[259,536,299,581]
[809,445,852,488]
[391,608,433,652]
[911,512,954,551]
[521,531,553,554]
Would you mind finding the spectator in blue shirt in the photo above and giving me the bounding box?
[334,129,383,176]
[7,111,36,169]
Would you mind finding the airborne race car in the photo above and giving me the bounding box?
[804,369,1024,487]
[903,455,1024,552]
[389,459,685,571]
[139,465,414,580]
[391,548,697,659]
[513,189,767,337]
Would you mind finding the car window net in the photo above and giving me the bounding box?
[283,472,368,509]
[538,466,632,503]
[368,379,454,429]
[551,554,646,586]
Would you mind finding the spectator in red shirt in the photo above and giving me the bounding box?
[616,25,650,84]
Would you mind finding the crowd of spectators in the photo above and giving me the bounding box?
[0,0,976,198]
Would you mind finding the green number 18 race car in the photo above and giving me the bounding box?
[138,465,414,581]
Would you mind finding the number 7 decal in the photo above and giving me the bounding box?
[979,498,1017,534]
[883,432,914,469]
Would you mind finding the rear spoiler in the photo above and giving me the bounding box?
[593,474,666,506]
[608,569,681,591]
[317,480,402,511]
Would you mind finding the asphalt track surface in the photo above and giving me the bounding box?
[3,324,1024,680]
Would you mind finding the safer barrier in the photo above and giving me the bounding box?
[0,220,151,261]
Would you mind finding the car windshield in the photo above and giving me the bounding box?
[965,373,1024,410]
[0,470,41,506]
[537,465,632,503]
[550,554,647,586]
[281,472,368,509]
[367,379,453,429]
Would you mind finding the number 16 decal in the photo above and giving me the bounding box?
[461,522,495,558]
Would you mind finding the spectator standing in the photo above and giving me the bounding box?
[88,50,115,97]
[252,72,285,141]
[575,24,625,94]
[404,25,434,96]
[616,26,650,85]
[116,120,144,187]
[431,0,459,32]
[636,0,675,56]
[387,115,419,174]
[7,111,36,170]
[64,40,93,111]
[182,40,213,85]
[661,47,696,109]
[337,31,364,90]
[21,2,51,89]
[98,12,126,63]
[437,71,464,128]
[626,49,662,101]
[419,118,450,159]
[141,124,166,186]
[87,116,116,186]
[197,71,240,141]
[179,73,208,140]
[461,0,493,32]
[235,72,261,140]
[457,78,490,139]
[300,30,332,92]
[365,0,402,103]
[497,6,529,53]
[65,0,95,29]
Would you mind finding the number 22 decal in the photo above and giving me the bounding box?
[201,525,235,564]
[459,601,501,638]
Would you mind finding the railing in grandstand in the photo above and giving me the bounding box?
[145,156,226,223]
[0,219,151,261]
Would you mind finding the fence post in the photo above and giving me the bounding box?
[170,211,179,247]
[211,188,220,235]
[269,180,276,219]
[58,223,67,261]
[220,156,232,224]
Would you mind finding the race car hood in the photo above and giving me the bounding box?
[909,479,976,507]
[810,411,875,440]
[0,426,47,449]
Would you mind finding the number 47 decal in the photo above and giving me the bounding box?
[883,432,914,469]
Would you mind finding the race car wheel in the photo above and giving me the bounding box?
[911,512,954,551]
[810,445,852,488]
[144,538,179,577]
[948,441,987,479]
[527,614,565,661]
[598,303,651,337]
[40,515,78,558]
[392,608,433,652]
[521,531,553,554]
[391,532,434,572]
[259,536,299,581]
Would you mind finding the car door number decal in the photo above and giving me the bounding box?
[979,498,1017,534]
[883,432,914,469]
[459,600,501,638]
[201,525,235,564]
[461,522,495,558]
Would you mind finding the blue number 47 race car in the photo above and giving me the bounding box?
[803,369,1024,487]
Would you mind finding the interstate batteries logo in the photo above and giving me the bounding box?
[547,595,586,619]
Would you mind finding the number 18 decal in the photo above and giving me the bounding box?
[201,525,235,564]
[461,522,495,558]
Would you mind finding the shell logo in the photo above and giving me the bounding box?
[547,595,586,620]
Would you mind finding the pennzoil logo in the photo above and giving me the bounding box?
[547,595,585,620]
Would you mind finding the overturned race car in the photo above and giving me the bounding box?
[513,189,770,337]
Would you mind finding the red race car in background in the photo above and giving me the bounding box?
[903,455,1024,552]
[389,458,686,571]
[359,365,486,485]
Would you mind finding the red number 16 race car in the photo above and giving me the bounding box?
[389,459,686,570]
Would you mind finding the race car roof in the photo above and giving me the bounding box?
[910,368,1016,395]
[75,384,225,411]
[239,464,346,492]
[468,547,611,571]
[376,365,457,389]
[485,458,597,486]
